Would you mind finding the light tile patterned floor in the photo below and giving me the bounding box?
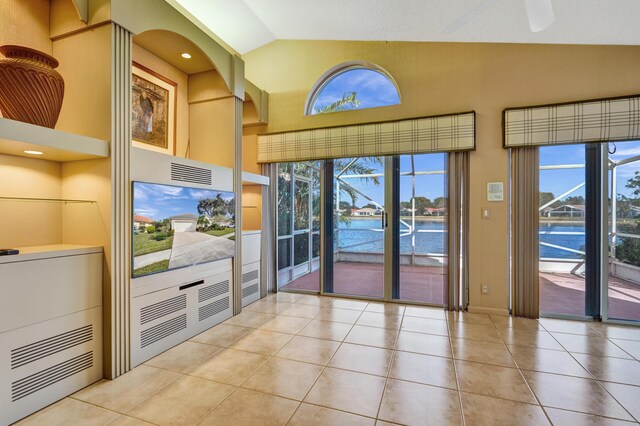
[18,293,640,426]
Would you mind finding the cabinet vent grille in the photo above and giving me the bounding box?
[170,163,212,185]
[11,325,92,369]
[198,280,229,303]
[199,297,229,322]
[140,294,186,325]
[141,314,186,348]
[242,269,259,284]
[242,284,259,298]
[11,351,93,402]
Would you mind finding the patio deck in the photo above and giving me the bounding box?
[281,262,640,320]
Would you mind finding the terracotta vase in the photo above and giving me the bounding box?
[0,45,65,128]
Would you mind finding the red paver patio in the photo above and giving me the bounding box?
[280,261,446,304]
[281,264,640,320]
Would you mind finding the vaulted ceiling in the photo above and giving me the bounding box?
[173,0,640,54]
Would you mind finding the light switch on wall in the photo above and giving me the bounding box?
[482,208,490,219]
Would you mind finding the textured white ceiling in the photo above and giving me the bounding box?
[175,0,640,54]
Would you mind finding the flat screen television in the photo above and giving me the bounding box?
[132,181,236,278]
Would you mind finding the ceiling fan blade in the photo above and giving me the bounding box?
[442,0,497,34]
[525,0,555,32]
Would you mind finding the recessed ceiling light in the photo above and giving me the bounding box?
[24,150,43,155]
[181,53,192,59]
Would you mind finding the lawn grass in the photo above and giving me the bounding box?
[204,228,235,237]
[133,260,170,276]
[133,233,174,256]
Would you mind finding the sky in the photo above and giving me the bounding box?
[312,68,400,113]
[335,141,640,210]
[133,182,234,221]
[540,141,640,200]
[337,154,446,208]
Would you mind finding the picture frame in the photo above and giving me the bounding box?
[131,62,177,155]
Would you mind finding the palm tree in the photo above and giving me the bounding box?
[314,92,360,114]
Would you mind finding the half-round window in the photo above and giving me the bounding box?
[305,62,401,115]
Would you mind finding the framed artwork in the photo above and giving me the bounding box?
[131,62,177,155]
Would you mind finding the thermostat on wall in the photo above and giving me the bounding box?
[487,182,504,202]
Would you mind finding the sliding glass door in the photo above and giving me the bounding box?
[397,154,448,304]
[276,162,321,292]
[606,140,640,322]
[331,157,386,298]
[537,141,640,323]
[538,144,588,316]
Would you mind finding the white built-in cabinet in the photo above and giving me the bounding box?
[0,245,103,425]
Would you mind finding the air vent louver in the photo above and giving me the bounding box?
[199,297,229,321]
[140,294,186,325]
[170,163,212,185]
[242,284,259,298]
[11,325,92,369]
[198,280,229,303]
[141,314,187,348]
[11,352,93,402]
[242,269,259,284]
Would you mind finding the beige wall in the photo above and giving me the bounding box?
[133,43,190,157]
[0,154,62,247]
[0,0,52,54]
[53,24,112,140]
[242,185,262,230]
[244,40,640,313]
[189,97,235,167]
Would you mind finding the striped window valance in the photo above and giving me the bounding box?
[257,112,475,163]
[504,95,640,148]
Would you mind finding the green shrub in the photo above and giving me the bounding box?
[167,229,175,237]
[154,233,167,241]
[146,225,156,234]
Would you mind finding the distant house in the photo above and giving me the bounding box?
[351,207,382,216]
[542,204,585,218]
[425,208,446,216]
[169,214,198,232]
[133,214,153,231]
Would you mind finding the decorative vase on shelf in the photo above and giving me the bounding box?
[0,45,65,128]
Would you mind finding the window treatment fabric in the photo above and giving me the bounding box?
[257,112,475,163]
[504,95,640,148]
[447,151,470,311]
[511,147,540,318]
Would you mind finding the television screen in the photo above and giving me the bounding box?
[132,181,236,278]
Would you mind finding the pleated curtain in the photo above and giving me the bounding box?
[511,147,540,318]
[447,151,470,311]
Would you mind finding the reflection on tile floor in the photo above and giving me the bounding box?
[19,293,640,426]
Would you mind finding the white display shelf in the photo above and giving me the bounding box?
[0,117,109,162]
[0,244,103,264]
[242,171,269,186]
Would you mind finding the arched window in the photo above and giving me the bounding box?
[305,61,401,115]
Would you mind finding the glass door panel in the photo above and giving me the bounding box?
[607,140,640,322]
[539,145,587,316]
[277,161,321,292]
[331,157,385,298]
[398,154,448,304]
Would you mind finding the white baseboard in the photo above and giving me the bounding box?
[468,306,510,316]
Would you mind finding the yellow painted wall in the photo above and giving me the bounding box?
[188,97,235,167]
[0,154,62,247]
[242,185,262,230]
[50,0,110,38]
[0,0,52,54]
[53,24,111,140]
[133,43,191,157]
[242,130,262,175]
[244,40,640,313]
